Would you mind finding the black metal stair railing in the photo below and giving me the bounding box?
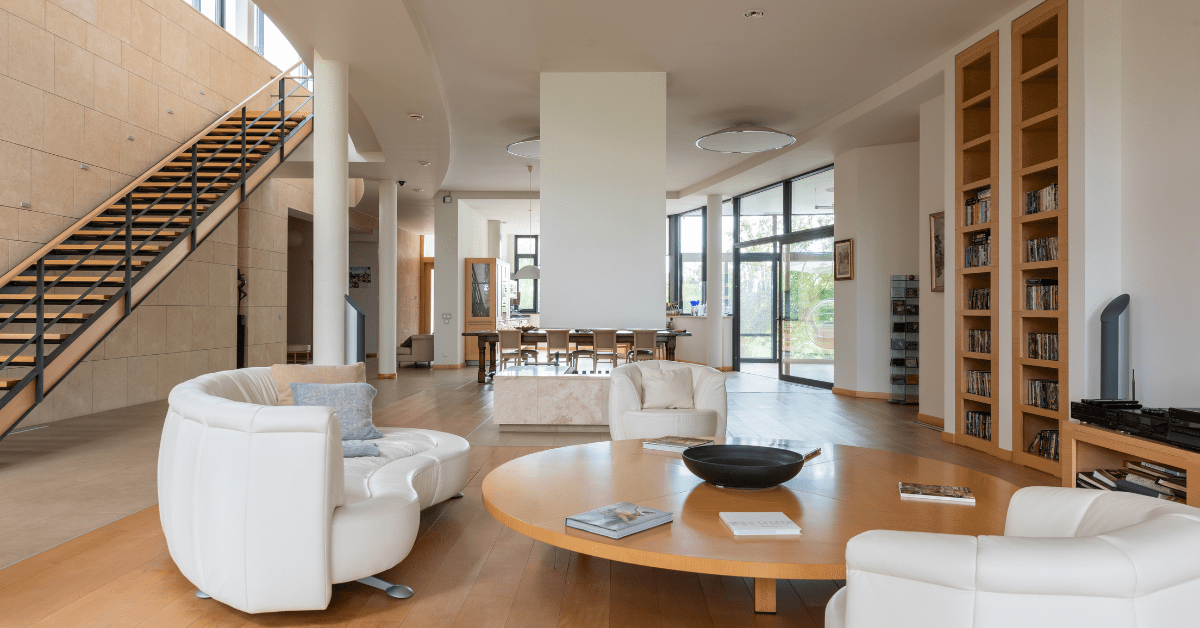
[0,64,314,439]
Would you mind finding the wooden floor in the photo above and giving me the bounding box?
[0,366,1055,627]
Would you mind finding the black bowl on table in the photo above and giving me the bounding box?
[681,444,806,489]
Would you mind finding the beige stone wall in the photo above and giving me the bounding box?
[5,0,303,427]
[398,228,420,343]
[240,177,309,367]
[0,0,283,272]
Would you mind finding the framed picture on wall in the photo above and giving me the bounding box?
[929,212,946,292]
[834,238,854,281]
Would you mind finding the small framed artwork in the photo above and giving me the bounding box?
[349,266,372,288]
[929,212,946,292]
[834,238,854,281]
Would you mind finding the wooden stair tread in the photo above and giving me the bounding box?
[73,229,183,238]
[52,244,166,254]
[0,356,37,366]
[4,312,91,322]
[40,259,148,268]
[88,216,191,224]
[0,379,17,390]
[0,293,112,304]
[137,181,231,188]
[103,204,211,212]
[0,333,70,343]
[7,275,126,287]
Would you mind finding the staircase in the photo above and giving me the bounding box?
[0,62,314,440]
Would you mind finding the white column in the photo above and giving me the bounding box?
[312,53,349,364]
[377,180,398,377]
[706,194,723,369]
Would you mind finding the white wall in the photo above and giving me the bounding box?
[539,73,666,329]
[1117,0,1200,406]
[919,95,947,420]
[833,143,922,395]
[433,199,488,365]
[668,316,734,369]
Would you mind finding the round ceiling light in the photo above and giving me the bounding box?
[695,124,796,153]
[408,113,424,120]
[506,135,540,159]
[744,10,765,18]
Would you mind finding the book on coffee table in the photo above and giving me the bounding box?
[565,502,672,539]
[719,512,801,536]
[898,482,976,504]
[642,436,714,452]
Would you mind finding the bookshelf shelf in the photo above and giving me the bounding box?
[1012,0,1068,479]
[1063,422,1200,506]
[960,177,993,192]
[960,266,994,275]
[961,90,994,110]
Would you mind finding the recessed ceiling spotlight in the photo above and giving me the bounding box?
[506,135,540,159]
[744,10,765,18]
[408,113,424,120]
[414,189,424,192]
[418,161,430,166]
[696,124,795,153]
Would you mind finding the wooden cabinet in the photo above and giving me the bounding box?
[463,258,511,362]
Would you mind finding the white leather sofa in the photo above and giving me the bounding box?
[828,486,1200,628]
[158,367,470,614]
[608,360,727,440]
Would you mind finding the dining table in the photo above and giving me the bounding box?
[461,329,692,383]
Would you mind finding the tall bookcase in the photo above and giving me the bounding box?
[954,33,1001,456]
[1011,0,1068,477]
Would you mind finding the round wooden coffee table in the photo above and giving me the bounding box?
[482,438,1021,613]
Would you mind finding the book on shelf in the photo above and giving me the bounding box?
[1135,461,1187,479]
[899,482,976,504]
[1077,472,1111,491]
[1027,429,1060,461]
[967,329,992,353]
[565,502,672,539]
[1027,379,1060,411]
[966,370,992,397]
[1026,279,1059,311]
[1123,466,1186,498]
[1027,332,1059,361]
[964,187,992,226]
[1090,470,1177,500]
[965,411,992,440]
[718,512,802,537]
[964,230,992,268]
[1025,183,1059,215]
[1026,236,1059,263]
[642,436,714,452]
[968,287,992,310]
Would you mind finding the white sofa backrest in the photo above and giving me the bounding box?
[612,360,725,408]
[1006,485,1200,538]
[160,367,344,613]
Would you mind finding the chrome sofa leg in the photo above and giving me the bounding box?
[450,492,464,499]
[196,591,211,599]
[357,575,414,599]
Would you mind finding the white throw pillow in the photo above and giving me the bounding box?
[641,367,695,409]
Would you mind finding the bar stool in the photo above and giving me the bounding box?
[545,329,571,366]
[626,330,659,363]
[498,329,536,370]
[591,329,620,373]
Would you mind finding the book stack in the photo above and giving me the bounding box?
[1027,379,1060,411]
[964,230,991,268]
[967,370,992,397]
[565,502,672,539]
[1077,462,1187,502]
[967,329,991,354]
[968,287,991,310]
[1026,279,1059,310]
[965,411,992,440]
[1026,236,1059,262]
[1027,332,1059,361]
[899,482,976,504]
[719,512,802,537]
[642,436,713,452]
[1025,183,1059,215]
[964,187,992,226]
[1027,429,1060,461]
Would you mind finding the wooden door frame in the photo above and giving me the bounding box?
[419,257,434,334]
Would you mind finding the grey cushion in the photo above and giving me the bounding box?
[342,441,380,458]
[289,382,384,440]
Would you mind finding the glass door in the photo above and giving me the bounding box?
[779,237,835,386]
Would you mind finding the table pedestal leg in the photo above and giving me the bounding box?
[666,337,678,361]
[488,341,498,381]
[477,339,487,383]
[754,578,776,613]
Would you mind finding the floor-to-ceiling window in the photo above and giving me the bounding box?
[732,166,835,387]
[514,235,539,313]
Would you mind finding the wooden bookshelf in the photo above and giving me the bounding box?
[1011,0,1067,477]
[953,32,1002,458]
[1062,421,1197,506]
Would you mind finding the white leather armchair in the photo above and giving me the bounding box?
[159,367,470,614]
[827,487,1200,628]
[608,360,727,440]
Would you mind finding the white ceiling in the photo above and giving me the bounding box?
[256,0,1025,230]
[462,199,542,235]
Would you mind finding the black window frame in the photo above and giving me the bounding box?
[666,207,707,308]
[514,235,539,313]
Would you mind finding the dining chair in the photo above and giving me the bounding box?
[591,329,620,373]
[568,331,594,371]
[498,329,536,370]
[626,329,659,363]
[545,330,571,366]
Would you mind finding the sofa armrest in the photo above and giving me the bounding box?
[692,368,727,436]
[159,392,344,613]
[1004,486,1108,537]
[842,530,978,627]
[412,335,435,360]
[608,365,644,440]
